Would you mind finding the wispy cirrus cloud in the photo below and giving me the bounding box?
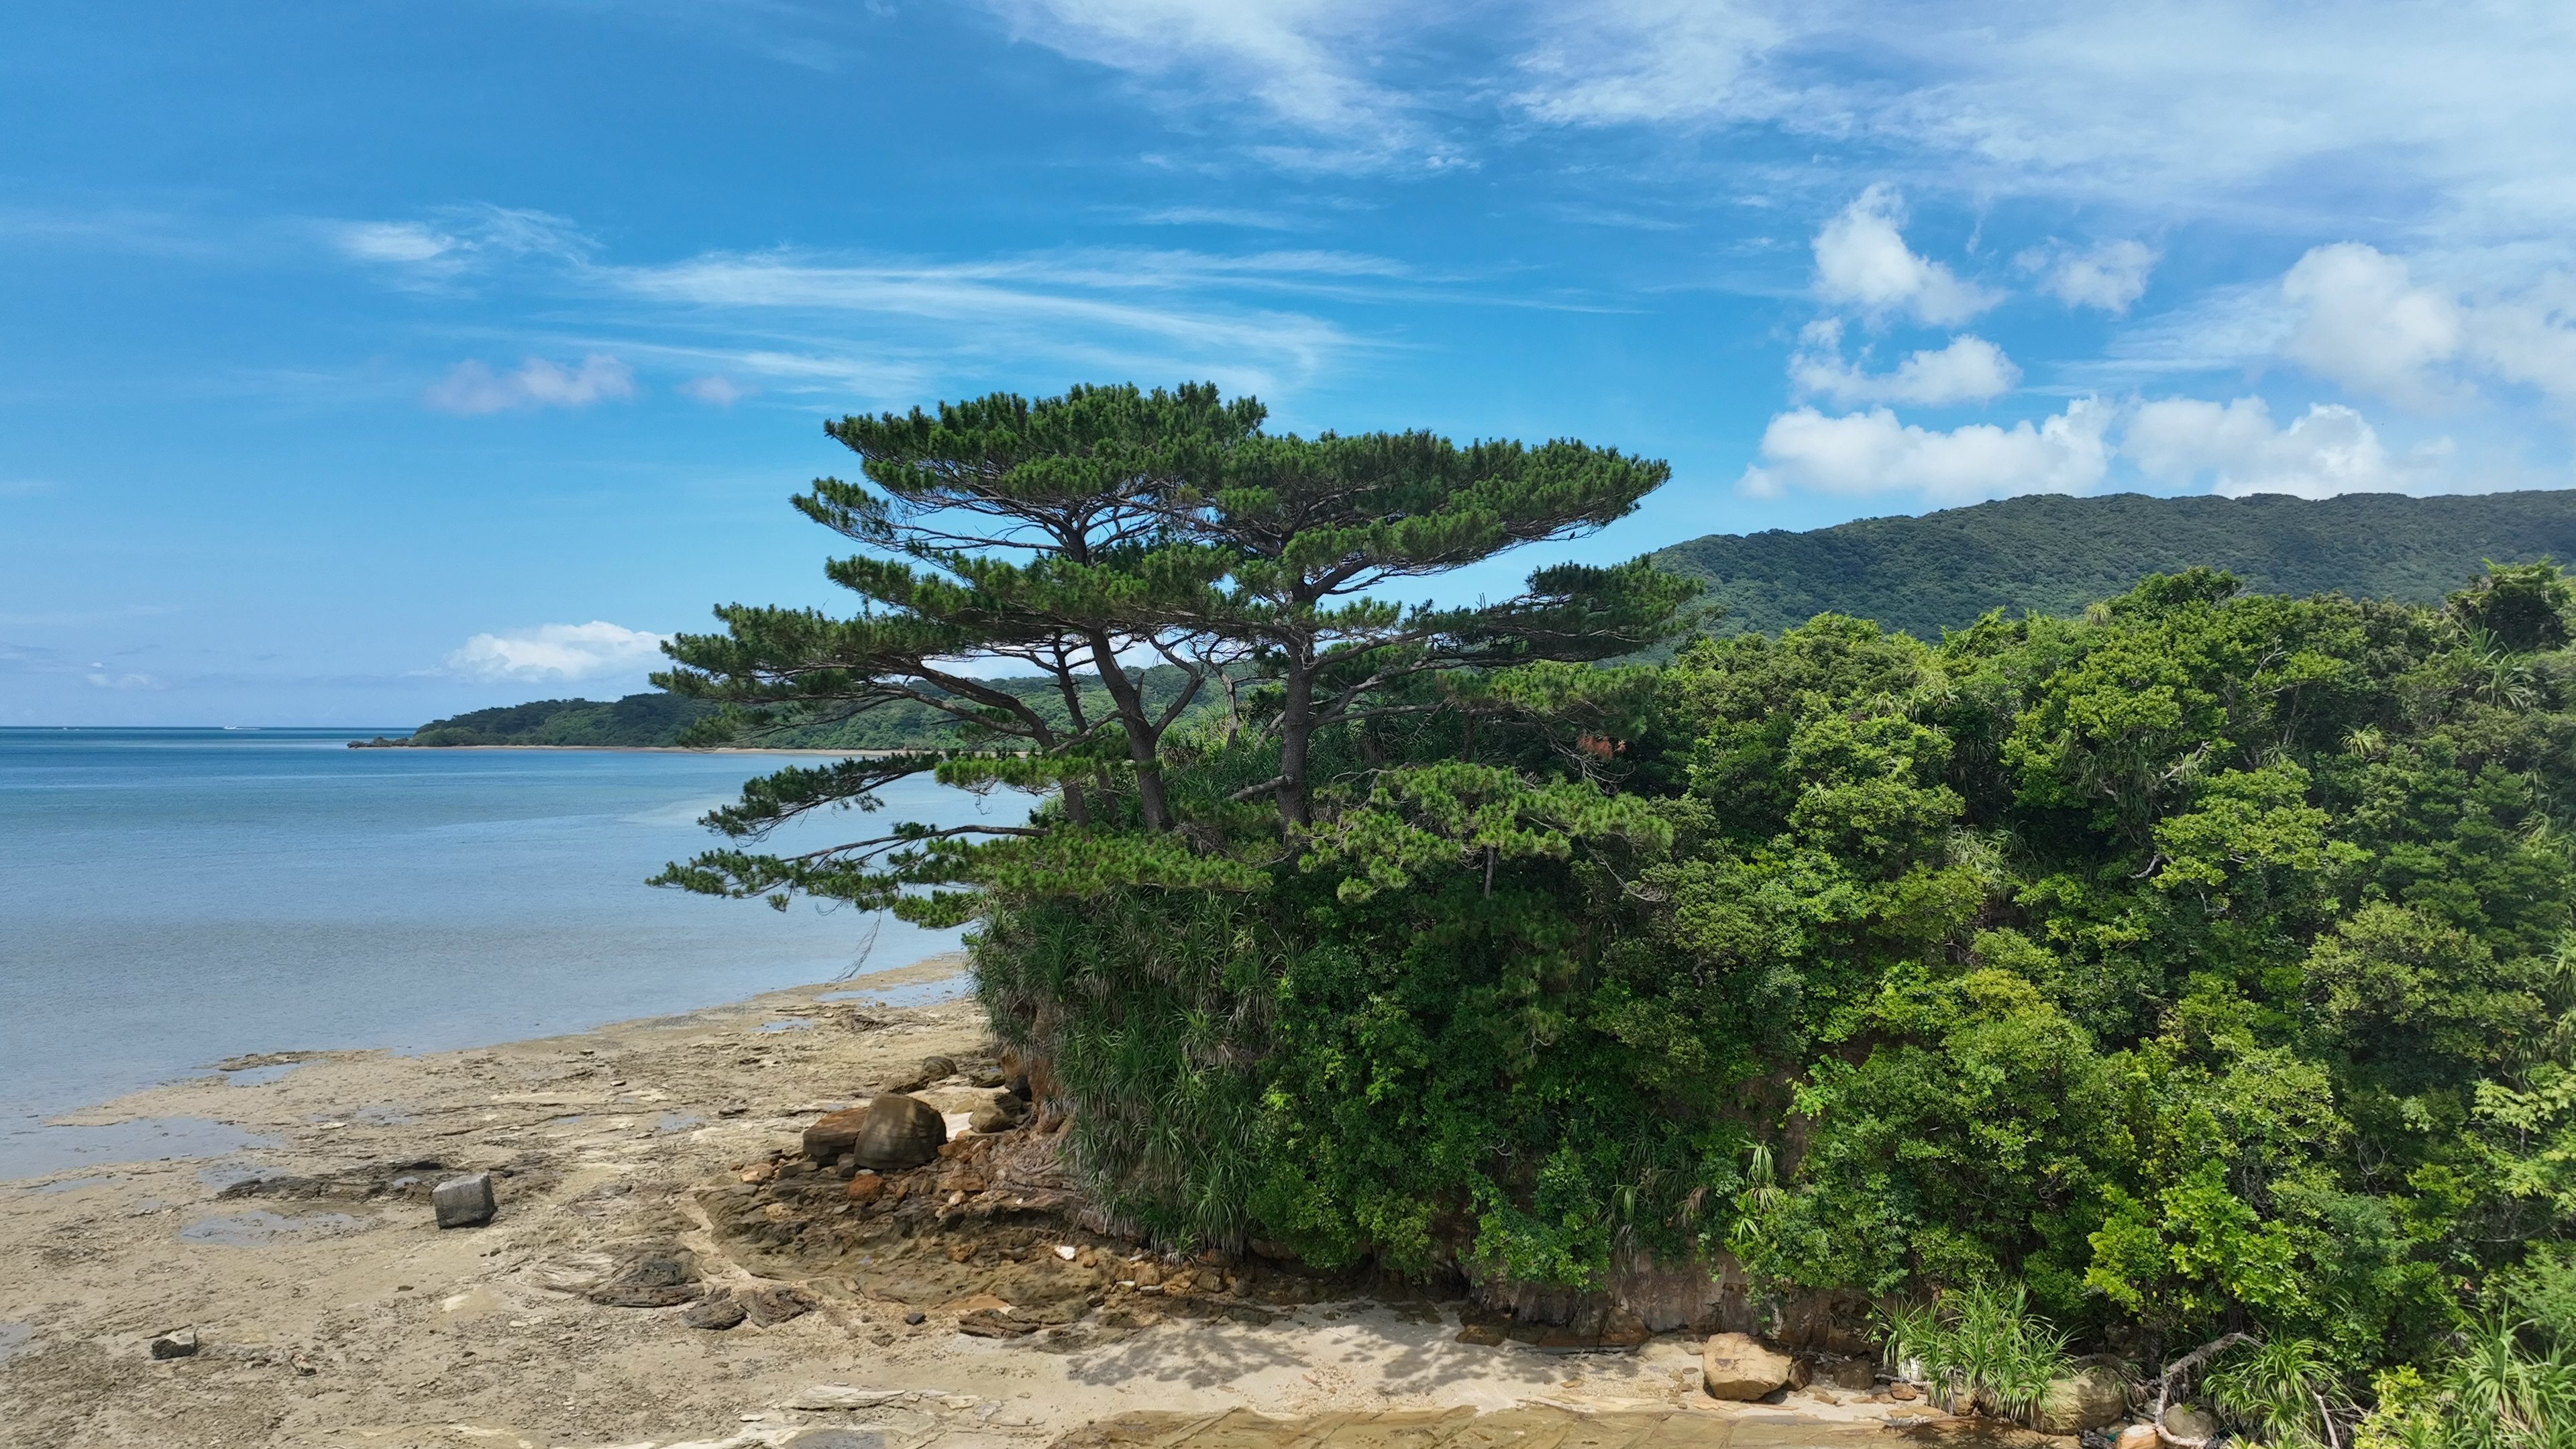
[602,248,1393,391]
[985,0,1440,164]
[327,205,592,287]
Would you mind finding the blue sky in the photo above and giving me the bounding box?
[6,1,2575,725]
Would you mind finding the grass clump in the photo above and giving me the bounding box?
[1878,1281,2073,1426]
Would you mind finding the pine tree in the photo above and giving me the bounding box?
[650,381,1688,910]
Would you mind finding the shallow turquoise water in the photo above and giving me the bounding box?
[0,728,1013,1176]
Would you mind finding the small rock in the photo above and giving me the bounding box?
[918,1054,958,1081]
[845,1173,883,1204]
[431,1172,496,1229]
[1819,1358,1877,1391]
[1054,1244,1077,1261]
[682,1295,747,1330]
[903,1311,926,1326]
[2116,1424,2160,1449]
[957,1307,1034,1338]
[1455,1323,1509,1346]
[1702,1332,1797,1401]
[590,1254,700,1309]
[716,1102,750,1117]
[965,1065,1006,1088]
[1888,1381,1920,1401]
[148,1328,199,1360]
[741,1285,814,1327]
[2162,1405,2219,1443]
[969,1104,1018,1134]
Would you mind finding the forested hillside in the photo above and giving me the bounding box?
[378,490,2576,749]
[353,691,719,747]
[1659,488,2576,639]
[358,667,1211,749]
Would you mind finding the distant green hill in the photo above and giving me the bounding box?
[353,692,721,747]
[371,490,2576,748]
[1656,488,2576,641]
[356,666,1210,749]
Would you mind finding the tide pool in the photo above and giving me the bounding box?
[0,728,1016,1176]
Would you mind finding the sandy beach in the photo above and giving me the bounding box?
[0,957,2034,1449]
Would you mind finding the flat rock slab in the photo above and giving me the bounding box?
[1045,1409,2075,1449]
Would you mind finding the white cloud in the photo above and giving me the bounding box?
[677,374,753,407]
[84,669,158,690]
[1812,186,1998,326]
[2024,239,2158,313]
[2472,270,2576,411]
[2282,244,2465,410]
[2125,395,2453,498]
[2279,244,2576,413]
[425,354,636,415]
[447,622,670,683]
[1789,321,2019,405]
[1739,398,2112,502]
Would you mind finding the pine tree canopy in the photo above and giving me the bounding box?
[649,381,1689,911]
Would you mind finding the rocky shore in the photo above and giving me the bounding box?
[0,956,2075,1448]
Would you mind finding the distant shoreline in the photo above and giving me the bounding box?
[347,741,910,755]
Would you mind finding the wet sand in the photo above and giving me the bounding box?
[0,957,2024,1448]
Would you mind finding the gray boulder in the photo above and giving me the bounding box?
[431,1172,495,1228]
[850,1093,947,1171]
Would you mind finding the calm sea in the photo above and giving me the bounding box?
[0,728,1016,1177]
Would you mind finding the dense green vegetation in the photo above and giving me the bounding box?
[661,382,2576,1441]
[1660,489,2576,641]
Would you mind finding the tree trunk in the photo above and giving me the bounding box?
[1087,630,1173,831]
[1276,647,1316,831]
